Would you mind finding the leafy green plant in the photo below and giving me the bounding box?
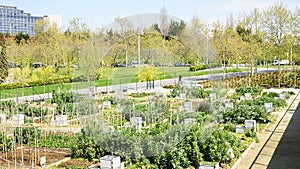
[202,129,245,163]
[235,86,262,96]
[32,134,77,148]
[0,132,12,152]
[190,88,211,98]
[223,124,236,132]
[72,129,102,161]
[14,125,41,144]
[221,104,271,124]
[245,127,258,142]
[262,92,279,98]
[130,92,155,98]
[167,87,180,98]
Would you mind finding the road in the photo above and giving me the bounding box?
[1,68,278,103]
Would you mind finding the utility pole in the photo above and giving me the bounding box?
[138,16,141,91]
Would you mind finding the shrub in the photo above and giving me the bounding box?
[223,124,236,132]
[235,86,263,96]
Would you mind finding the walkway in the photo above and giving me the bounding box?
[236,89,300,169]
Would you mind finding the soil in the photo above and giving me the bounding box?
[0,146,71,168]
[58,158,94,168]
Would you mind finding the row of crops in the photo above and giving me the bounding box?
[0,84,294,168]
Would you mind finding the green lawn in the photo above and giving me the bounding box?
[0,66,243,99]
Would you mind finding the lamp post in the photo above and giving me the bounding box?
[137,16,141,91]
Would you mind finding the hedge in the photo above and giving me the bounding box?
[190,63,222,72]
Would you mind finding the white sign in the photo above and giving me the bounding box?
[245,120,256,132]
[225,102,233,108]
[209,93,216,100]
[279,93,286,99]
[236,126,245,133]
[179,93,186,100]
[103,101,111,109]
[245,93,252,99]
[184,118,196,125]
[264,102,273,112]
[184,102,193,112]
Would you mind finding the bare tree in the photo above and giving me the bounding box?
[160,5,169,37]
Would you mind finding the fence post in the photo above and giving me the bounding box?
[16,86,18,103]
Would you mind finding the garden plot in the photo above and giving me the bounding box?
[0,146,71,168]
[0,85,295,169]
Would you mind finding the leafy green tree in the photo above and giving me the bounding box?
[72,129,102,161]
[186,16,210,64]
[0,34,8,83]
[169,20,186,37]
[15,32,30,44]
[263,3,292,87]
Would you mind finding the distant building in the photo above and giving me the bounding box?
[0,5,62,36]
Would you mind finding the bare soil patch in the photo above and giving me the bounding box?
[0,146,71,168]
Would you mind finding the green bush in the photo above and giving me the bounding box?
[167,87,180,98]
[190,63,222,72]
[223,124,236,132]
[235,86,263,96]
[190,64,207,71]
[203,129,245,163]
[0,75,72,90]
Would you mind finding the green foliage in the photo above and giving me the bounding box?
[245,127,258,141]
[202,129,245,163]
[235,86,263,96]
[223,124,236,132]
[0,132,12,152]
[0,100,16,117]
[129,92,155,98]
[15,32,30,44]
[262,92,279,98]
[221,104,271,124]
[167,86,180,98]
[0,101,48,118]
[32,134,77,148]
[72,130,102,161]
[0,75,72,90]
[14,125,41,144]
[190,88,211,99]
[52,91,78,104]
[0,36,8,83]
[190,64,207,71]
[75,98,99,116]
[168,19,186,37]
[189,63,222,72]
[241,95,287,110]
[16,104,48,117]
[196,102,215,114]
[158,146,190,169]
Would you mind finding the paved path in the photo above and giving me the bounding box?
[1,68,278,102]
[236,90,300,169]
[267,95,300,168]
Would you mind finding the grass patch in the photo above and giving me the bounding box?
[0,67,244,99]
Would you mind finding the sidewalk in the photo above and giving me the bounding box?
[236,89,300,169]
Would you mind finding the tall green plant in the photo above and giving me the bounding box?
[0,35,8,83]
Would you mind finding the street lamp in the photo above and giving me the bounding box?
[137,16,141,91]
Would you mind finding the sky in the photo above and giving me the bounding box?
[1,0,299,30]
